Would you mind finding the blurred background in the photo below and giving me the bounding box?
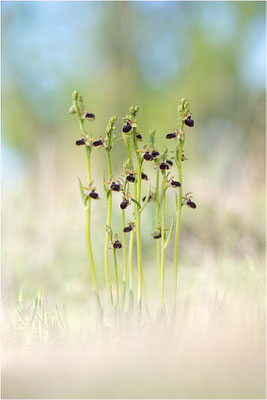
[2,1,265,398]
[2,0,265,299]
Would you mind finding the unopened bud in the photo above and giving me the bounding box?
[69,105,76,114]
[72,90,78,101]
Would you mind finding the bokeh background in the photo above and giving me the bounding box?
[2,1,265,398]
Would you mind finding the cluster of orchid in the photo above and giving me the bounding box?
[70,91,195,315]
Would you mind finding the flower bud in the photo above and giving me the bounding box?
[69,105,76,114]
[72,90,78,101]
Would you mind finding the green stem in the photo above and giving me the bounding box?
[136,157,142,304]
[142,270,150,320]
[73,99,99,303]
[126,138,135,300]
[122,211,127,281]
[126,140,133,166]
[155,169,161,290]
[159,178,166,311]
[104,153,113,304]
[85,150,98,295]
[173,125,184,312]
[73,99,86,138]
[121,209,127,308]
[113,249,120,307]
[128,233,134,292]
[128,181,136,294]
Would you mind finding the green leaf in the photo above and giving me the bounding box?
[105,225,113,241]
[102,171,107,195]
[149,129,156,147]
[161,145,168,159]
[131,198,141,209]
[78,178,87,206]
[185,192,193,198]
[164,219,174,249]
[86,143,93,156]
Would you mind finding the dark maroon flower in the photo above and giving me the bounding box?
[166,132,177,139]
[151,150,160,158]
[122,123,132,133]
[126,174,135,183]
[170,180,181,187]
[160,163,169,170]
[152,231,161,239]
[143,151,153,161]
[110,182,121,191]
[141,172,148,180]
[84,112,95,119]
[89,191,99,199]
[187,199,196,209]
[76,138,86,146]
[123,223,134,233]
[120,199,129,209]
[113,240,122,249]
[184,116,194,127]
[92,139,103,147]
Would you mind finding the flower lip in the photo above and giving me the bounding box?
[141,172,148,180]
[187,199,196,209]
[113,240,122,249]
[160,162,169,170]
[92,139,103,147]
[184,116,194,127]
[126,174,135,183]
[84,112,95,119]
[122,123,132,133]
[110,182,121,191]
[75,138,86,146]
[151,150,160,158]
[152,231,161,239]
[143,151,153,161]
[120,199,129,209]
[170,179,181,187]
[166,132,177,140]
[123,223,134,233]
[89,191,99,199]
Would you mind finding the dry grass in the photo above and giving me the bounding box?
[2,258,265,399]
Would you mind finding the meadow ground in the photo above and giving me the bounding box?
[2,248,265,398]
